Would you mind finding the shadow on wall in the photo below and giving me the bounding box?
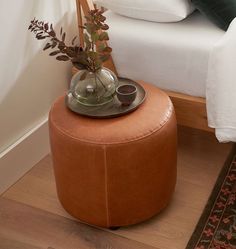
[0,8,78,153]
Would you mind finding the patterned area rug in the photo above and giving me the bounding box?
[186,147,236,249]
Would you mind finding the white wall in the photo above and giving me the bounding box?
[0,0,79,193]
[0,0,78,154]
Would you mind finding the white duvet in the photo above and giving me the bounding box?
[207,18,236,142]
[105,11,236,142]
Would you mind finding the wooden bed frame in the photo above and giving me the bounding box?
[75,0,213,133]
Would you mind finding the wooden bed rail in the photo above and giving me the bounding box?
[74,0,213,133]
[165,90,214,132]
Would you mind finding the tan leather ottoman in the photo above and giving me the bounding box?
[49,81,177,228]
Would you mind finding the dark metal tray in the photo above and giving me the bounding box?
[65,77,146,118]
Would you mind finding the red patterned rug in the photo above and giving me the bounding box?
[186,147,236,249]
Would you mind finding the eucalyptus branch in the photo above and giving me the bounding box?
[28,6,113,73]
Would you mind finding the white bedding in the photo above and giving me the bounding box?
[105,10,224,97]
[207,19,236,142]
[106,11,236,142]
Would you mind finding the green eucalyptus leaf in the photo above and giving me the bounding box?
[103,46,112,53]
[99,32,109,41]
[100,54,110,62]
[91,32,99,42]
[88,51,98,59]
[84,16,92,22]
[97,43,106,52]
[94,59,102,68]
[85,23,95,34]
[72,53,89,66]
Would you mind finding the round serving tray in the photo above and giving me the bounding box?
[65,77,146,118]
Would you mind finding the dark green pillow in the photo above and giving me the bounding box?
[192,0,236,31]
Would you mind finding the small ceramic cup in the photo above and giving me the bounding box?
[116,84,137,106]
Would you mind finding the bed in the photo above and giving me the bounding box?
[105,10,224,98]
[75,0,236,142]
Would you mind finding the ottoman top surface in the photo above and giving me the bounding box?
[49,82,173,145]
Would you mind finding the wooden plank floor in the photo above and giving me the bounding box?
[1,126,234,249]
[0,198,155,249]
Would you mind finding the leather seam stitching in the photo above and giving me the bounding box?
[103,145,110,227]
[50,100,173,145]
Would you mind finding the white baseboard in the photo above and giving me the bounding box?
[0,118,49,195]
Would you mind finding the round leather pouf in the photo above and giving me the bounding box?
[49,82,177,228]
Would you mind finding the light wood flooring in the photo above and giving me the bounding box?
[0,126,234,249]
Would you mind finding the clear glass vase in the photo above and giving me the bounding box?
[69,67,118,106]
